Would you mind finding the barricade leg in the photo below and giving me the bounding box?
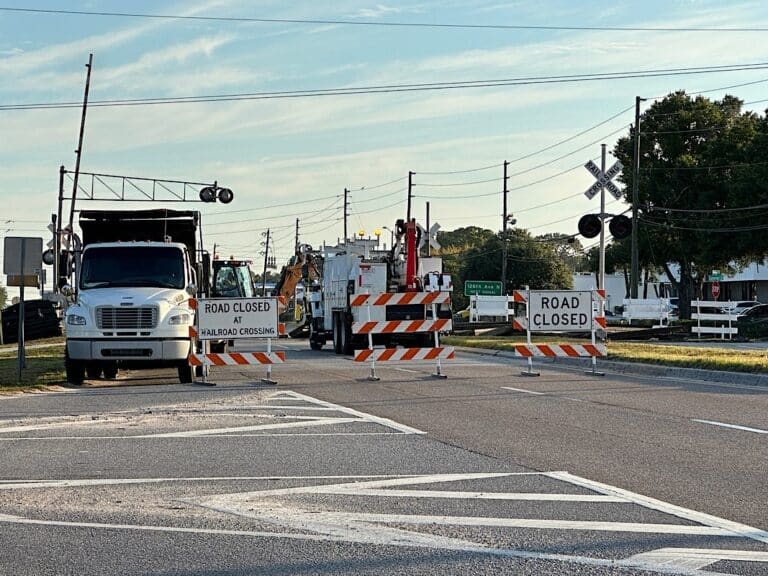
[194,339,216,387]
[520,356,540,377]
[584,315,605,377]
[431,304,447,378]
[260,337,278,385]
[365,304,380,381]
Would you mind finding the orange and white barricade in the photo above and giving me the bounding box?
[351,291,453,381]
[512,288,607,376]
[188,296,284,385]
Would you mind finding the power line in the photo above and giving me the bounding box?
[645,202,768,214]
[5,62,768,111]
[349,187,407,204]
[207,194,339,216]
[414,163,504,176]
[347,176,407,192]
[415,176,503,187]
[640,217,768,233]
[3,6,768,32]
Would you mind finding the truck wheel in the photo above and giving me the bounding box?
[309,339,323,351]
[103,362,119,379]
[65,351,85,386]
[177,363,194,384]
[340,316,353,356]
[86,363,103,380]
[332,313,342,354]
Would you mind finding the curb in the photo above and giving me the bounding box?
[455,346,768,388]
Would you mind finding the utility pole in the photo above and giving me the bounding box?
[55,167,65,293]
[406,171,414,223]
[599,144,607,292]
[295,218,300,253]
[501,161,510,293]
[630,96,645,299]
[343,188,349,241]
[426,202,431,257]
[67,53,93,234]
[261,229,270,297]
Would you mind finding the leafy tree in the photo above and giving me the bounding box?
[536,233,586,272]
[437,226,496,308]
[463,229,573,293]
[614,91,767,318]
[0,281,6,309]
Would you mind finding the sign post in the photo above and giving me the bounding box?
[3,237,43,383]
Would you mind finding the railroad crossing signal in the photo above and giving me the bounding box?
[584,159,623,200]
[418,222,441,251]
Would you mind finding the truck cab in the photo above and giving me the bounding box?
[63,210,205,384]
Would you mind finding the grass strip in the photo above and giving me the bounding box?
[443,336,768,374]
[0,345,65,392]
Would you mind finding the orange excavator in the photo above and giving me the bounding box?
[273,245,320,336]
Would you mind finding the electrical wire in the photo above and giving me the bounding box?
[414,163,504,175]
[4,7,768,32]
[5,62,768,111]
[207,193,339,215]
[347,176,407,192]
[415,176,503,187]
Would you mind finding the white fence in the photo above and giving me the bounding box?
[622,298,672,327]
[691,300,738,339]
[469,295,513,322]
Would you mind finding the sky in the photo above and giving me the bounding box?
[2,0,768,299]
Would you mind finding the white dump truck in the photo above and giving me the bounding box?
[63,209,209,384]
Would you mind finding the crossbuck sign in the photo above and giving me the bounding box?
[584,160,623,200]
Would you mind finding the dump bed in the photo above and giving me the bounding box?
[79,209,200,264]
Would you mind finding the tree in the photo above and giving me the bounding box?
[0,281,6,309]
[463,229,573,293]
[614,91,767,318]
[437,226,497,309]
[536,233,586,272]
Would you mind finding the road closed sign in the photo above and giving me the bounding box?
[528,290,593,332]
[197,298,278,339]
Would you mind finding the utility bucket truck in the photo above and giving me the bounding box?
[308,218,452,354]
[63,209,210,385]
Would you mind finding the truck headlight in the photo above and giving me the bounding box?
[66,314,87,326]
[169,313,191,325]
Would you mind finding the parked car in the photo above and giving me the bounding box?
[736,303,768,321]
[723,300,762,315]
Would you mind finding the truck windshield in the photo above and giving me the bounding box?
[80,246,185,290]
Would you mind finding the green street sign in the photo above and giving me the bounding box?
[464,280,503,296]
[709,272,723,281]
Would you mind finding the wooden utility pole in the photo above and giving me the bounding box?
[67,53,93,234]
[501,161,510,293]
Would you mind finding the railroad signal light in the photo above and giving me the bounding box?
[199,186,217,203]
[578,214,602,239]
[609,215,632,240]
[217,187,234,204]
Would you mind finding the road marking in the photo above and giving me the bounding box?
[692,419,768,435]
[316,488,623,502]
[139,417,361,437]
[547,471,768,544]
[0,432,408,441]
[0,514,731,576]
[627,547,768,570]
[274,391,425,435]
[393,367,421,373]
[0,475,420,491]
[191,471,743,537]
[0,391,424,439]
[501,386,546,395]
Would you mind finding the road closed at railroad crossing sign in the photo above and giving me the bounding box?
[196,298,278,339]
[527,290,593,331]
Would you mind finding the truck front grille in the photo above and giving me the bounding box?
[96,306,158,330]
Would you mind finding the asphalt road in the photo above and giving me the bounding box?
[0,339,767,575]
